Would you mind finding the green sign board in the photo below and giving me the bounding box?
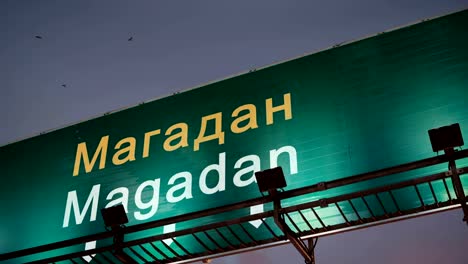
[1,9,468,262]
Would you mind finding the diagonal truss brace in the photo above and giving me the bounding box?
[269,189,317,264]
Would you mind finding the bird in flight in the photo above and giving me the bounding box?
[61,84,67,88]
[35,35,43,39]
[128,36,133,41]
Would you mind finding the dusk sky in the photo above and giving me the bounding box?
[2,1,468,263]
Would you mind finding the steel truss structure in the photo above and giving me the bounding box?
[1,150,468,264]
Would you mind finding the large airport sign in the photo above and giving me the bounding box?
[1,9,468,262]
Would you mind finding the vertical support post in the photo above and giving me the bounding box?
[307,238,318,264]
[112,226,137,264]
[446,149,468,225]
[270,190,316,264]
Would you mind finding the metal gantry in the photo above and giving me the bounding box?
[1,150,467,264]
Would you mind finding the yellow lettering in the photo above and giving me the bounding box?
[265,93,292,125]
[164,123,189,151]
[194,113,224,151]
[112,137,136,166]
[73,136,109,176]
[142,129,161,158]
[231,104,258,133]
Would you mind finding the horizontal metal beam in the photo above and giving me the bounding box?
[279,149,468,199]
[1,196,271,261]
[282,167,467,214]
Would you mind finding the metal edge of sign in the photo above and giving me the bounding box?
[1,7,467,148]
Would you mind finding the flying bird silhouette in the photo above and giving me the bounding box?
[61,84,67,88]
[35,35,43,39]
[128,36,133,41]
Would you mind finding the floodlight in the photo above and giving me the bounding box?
[254,167,287,193]
[101,204,128,229]
[428,123,464,152]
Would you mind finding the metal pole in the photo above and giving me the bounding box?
[112,226,137,264]
[270,190,315,264]
[446,149,468,224]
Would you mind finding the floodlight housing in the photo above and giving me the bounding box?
[101,204,128,228]
[254,167,287,193]
[428,123,464,152]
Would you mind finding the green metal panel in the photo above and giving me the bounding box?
[1,9,468,261]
